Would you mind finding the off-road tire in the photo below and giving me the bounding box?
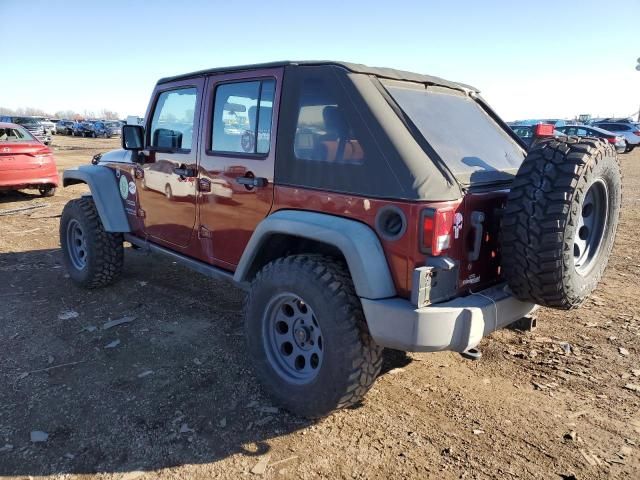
[502,137,621,309]
[60,197,124,288]
[245,255,383,418]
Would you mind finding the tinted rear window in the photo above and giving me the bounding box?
[383,81,524,185]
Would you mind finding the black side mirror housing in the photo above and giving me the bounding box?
[122,125,144,151]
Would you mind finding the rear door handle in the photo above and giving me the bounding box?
[236,176,268,188]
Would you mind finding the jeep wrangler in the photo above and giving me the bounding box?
[59,61,621,418]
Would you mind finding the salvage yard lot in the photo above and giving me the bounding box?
[1,135,639,479]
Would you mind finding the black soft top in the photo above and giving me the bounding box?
[157,60,478,93]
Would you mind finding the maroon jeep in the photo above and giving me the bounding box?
[59,61,621,418]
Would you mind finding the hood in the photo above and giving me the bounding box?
[98,148,134,164]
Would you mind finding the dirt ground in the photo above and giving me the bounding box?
[1,135,639,480]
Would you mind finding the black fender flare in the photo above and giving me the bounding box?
[234,210,396,300]
[62,165,130,232]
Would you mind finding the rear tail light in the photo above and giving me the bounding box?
[421,207,456,256]
[606,136,617,144]
[633,131,640,136]
[534,123,555,137]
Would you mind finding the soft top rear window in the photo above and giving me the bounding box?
[382,80,525,185]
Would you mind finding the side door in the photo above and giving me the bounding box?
[136,78,204,248]
[198,68,282,268]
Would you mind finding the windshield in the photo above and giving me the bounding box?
[382,81,525,185]
[13,117,39,126]
[0,125,36,142]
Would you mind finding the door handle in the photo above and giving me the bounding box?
[236,176,268,188]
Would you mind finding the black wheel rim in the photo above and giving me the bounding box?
[574,179,608,276]
[66,218,87,270]
[263,293,324,385]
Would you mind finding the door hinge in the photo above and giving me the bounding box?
[198,178,211,193]
[198,225,211,239]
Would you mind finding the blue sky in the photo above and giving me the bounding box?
[2,0,638,120]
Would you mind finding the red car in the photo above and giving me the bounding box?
[0,122,58,196]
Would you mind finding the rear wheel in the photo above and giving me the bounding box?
[624,141,633,153]
[245,255,383,418]
[502,137,621,309]
[60,197,124,288]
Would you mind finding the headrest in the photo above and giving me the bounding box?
[322,106,347,135]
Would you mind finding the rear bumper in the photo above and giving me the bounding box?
[361,283,537,352]
[0,166,59,189]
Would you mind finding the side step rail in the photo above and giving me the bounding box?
[123,234,245,289]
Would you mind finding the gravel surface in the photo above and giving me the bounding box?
[1,136,639,479]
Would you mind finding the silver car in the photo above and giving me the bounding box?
[592,122,640,152]
[556,124,627,154]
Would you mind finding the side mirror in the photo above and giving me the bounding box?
[122,125,144,151]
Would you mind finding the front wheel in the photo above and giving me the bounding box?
[245,255,383,418]
[60,197,124,288]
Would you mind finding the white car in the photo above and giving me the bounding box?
[141,160,196,199]
[36,118,57,135]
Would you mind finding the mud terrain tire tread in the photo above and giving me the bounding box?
[245,255,383,418]
[502,137,621,309]
[60,197,124,289]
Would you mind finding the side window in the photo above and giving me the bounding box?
[293,78,365,165]
[149,87,197,151]
[211,79,275,155]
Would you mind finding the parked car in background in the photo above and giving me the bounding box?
[74,120,122,138]
[105,121,122,137]
[0,122,58,196]
[71,121,95,137]
[0,116,51,145]
[538,119,567,128]
[556,125,626,154]
[56,120,75,135]
[508,123,558,149]
[511,118,567,128]
[35,117,57,135]
[592,121,640,152]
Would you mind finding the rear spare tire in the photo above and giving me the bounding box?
[502,137,621,309]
